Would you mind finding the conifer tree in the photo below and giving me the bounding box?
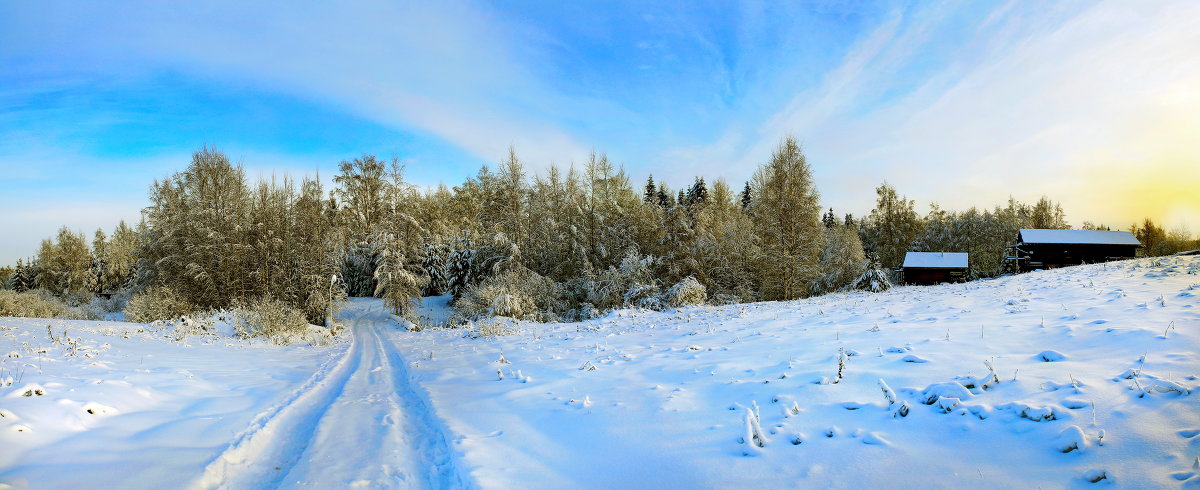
[653,184,668,208]
[373,232,427,317]
[822,208,837,229]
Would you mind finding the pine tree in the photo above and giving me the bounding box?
[446,237,475,301]
[644,175,657,204]
[851,252,892,292]
[373,232,427,317]
[740,182,752,211]
[822,208,837,229]
[686,177,708,207]
[657,183,672,208]
[12,259,30,293]
[91,228,109,294]
[421,243,448,296]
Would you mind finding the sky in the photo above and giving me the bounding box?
[2,0,1199,265]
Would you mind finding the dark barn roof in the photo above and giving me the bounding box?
[1016,229,1141,246]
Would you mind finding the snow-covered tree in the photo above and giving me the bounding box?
[373,232,426,318]
[36,227,94,300]
[749,136,824,301]
[812,224,867,294]
[851,253,892,292]
[860,182,922,270]
[421,242,449,296]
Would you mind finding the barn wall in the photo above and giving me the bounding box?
[1020,244,1138,270]
[904,268,967,285]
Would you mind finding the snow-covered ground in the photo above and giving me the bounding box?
[1,257,1198,488]
[395,257,1200,488]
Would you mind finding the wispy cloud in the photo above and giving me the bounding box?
[3,1,595,169]
[660,0,1200,228]
[1,0,1197,265]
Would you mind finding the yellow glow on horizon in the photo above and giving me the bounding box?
[1070,89,1200,230]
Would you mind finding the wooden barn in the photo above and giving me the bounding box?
[902,252,969,285]
[1006,229,1141,271]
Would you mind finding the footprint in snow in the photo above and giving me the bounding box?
[1170,457,1200,482]
[1081,469,1109,483]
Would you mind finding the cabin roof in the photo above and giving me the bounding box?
[1017,229,1142,246]
[903,252,969,269]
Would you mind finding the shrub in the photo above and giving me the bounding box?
[232,296,314,344]
[663,276,707,308]
[456,268,559,322]
[586,252,659,311]
[0,289,91,319]
[124,286,198,323]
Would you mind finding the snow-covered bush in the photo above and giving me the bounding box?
[586,251,659,311]
[455,268,560,322]
[84,288,133,318]
[232,296,315,345]
[124,286,198,323]
[0,289,93,319]
[490,293,536,319]
[663,276,707,308]
[622,283,663,310]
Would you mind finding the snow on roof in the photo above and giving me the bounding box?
[1017,229,1142,246]
[903,252,969,269]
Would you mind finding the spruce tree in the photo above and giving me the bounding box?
[822,208,837,229]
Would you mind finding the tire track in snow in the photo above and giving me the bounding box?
[191,314,364,489]
[191,299,474,489]
[371,319,475,489]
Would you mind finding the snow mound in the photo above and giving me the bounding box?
[1036,350,1067,362]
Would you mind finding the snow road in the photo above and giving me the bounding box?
[194,298,471,489]
[0,298,471,489]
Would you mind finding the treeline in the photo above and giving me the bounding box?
[2,138,1197,325]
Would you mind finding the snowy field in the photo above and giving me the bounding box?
[0,257,1198,488]
[396,256,1200,488]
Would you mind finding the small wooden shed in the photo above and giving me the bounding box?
[903,252,969,285]
[1007,229,1141,271]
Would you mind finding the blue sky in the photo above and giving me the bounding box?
[2,0,1199,264]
